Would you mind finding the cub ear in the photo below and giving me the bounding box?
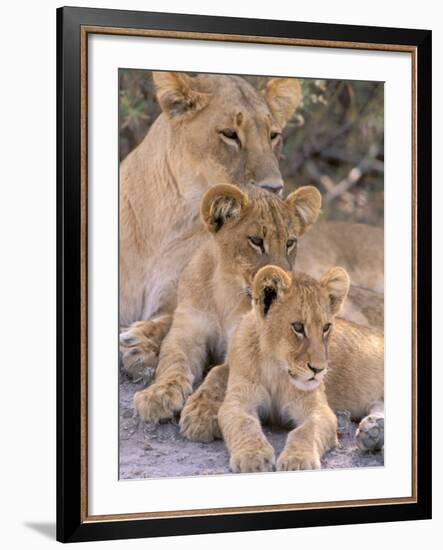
[265,78,302,128]
[152,72,210,118]
[286,186,322,236]
[201,184,249,233]
[320,267,350,316]
[252,266,292,318]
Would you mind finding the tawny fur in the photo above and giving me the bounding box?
[218,266,384,473]
[133,184,322,424]
[297,221,384,294]
[185,274,383,450]
[119,72,384,377]
[120,73,301,327]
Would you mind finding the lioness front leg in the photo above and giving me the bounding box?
[120,314,173,380]
[134,311,211,423]
[180,363,229,442]
[219,389,275,473]
[277,408,337,471]
[356,400,384,452]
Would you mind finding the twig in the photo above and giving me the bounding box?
[304,144,379,206]
[324,144,379,204]
[284,82,381,177]
[305,161,336,194]
[320,147,384,174]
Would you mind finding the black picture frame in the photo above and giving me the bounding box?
[57,6,432,543]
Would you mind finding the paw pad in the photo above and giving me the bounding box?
[356,415,384,452]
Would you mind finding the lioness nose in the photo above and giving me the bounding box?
[308,363,325,375]
[256,179,284,195]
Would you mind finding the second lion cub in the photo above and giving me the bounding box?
[220,265,360,472]
[133,183,321,425]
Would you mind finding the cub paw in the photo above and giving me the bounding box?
[120,322,161,381]
[356,414,384,452]
[180,391,222,442]
[230,444,275,473]
[134,379,192,423]
[277,449,321,471]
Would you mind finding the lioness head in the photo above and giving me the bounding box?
[153,72,302,195]
[252,265,350,391]
[200,183,321,292]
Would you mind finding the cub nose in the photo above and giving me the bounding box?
[256,179,284,196]
[308,363,325,375]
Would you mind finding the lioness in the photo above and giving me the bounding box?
[120,73,302,352]
[120,72,384,379]
[133,183,322,423]
[183,267,384,454]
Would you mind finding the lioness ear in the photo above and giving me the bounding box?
[286,186,322,236]
[265,78,302,127]
[252,266,292,318]
[320,267,350,316]
[153,72,210,118]
[201,184,249,233]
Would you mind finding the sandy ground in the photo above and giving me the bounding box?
[119,375,384,480]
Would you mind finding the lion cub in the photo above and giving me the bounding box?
[219,265,383,473]
[133,183,321,425]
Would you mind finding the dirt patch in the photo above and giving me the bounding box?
[119,376,383,480]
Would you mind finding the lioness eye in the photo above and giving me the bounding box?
[292,322,305,336]
[270,131,281,141]
[323,323,332,333]
[286,238,297,252]
[220,129,241,146]
[248,236,265,253]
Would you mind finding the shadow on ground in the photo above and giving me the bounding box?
[24,522,56,540]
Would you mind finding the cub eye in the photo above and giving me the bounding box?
[286,238,297,252]
[270,131,281,141]
[248,236,265,253]
[323,323,332,333]
[220,129,241,146]
[291,322,305,336]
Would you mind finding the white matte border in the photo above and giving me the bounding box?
[88,34,412,516]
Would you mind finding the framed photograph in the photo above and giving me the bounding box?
[57,6,432,543]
